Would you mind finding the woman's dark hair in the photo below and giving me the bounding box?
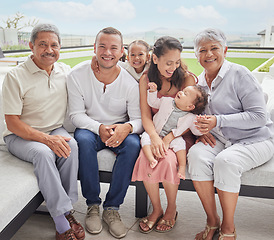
[147,36,188,91]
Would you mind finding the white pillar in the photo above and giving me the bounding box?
[3,29,18,46]
[264,24,272,47]
[0,29,4,47]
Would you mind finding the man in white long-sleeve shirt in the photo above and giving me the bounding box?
[67,27,143,239]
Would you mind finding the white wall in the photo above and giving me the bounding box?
[0,29,18,47]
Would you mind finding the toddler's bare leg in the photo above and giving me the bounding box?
[176,149,186,180]
[143,145,158,168]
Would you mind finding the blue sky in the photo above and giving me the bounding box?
[1,0,274,36]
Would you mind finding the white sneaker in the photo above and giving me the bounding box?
[102,208,127,239]
[85,205,102,234]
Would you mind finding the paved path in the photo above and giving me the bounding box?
[12,183,274,240]
[226,52,274,59]
[181,51,274,59]
[59,49,274,59]
[59,50,93,59]
[3,48,274,62]
[60,50,274,59]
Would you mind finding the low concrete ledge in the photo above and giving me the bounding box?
[252,56,274,83]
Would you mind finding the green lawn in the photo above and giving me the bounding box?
[183,58,268,76]
[59,57,268,76]
[58,56,92,67]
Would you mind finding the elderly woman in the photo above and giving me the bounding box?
[188,28,274,240]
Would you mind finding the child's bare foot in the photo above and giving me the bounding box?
[177,165,186,180]
[149,159,158,168]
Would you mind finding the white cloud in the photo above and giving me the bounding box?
[23,0,135,21]
[157,6,169,14]
[217,0,274,11]
[175,5,226,24]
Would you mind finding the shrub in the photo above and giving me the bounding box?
[258,58,274,72]
[1,39,30,51]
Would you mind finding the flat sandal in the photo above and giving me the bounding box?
[139,214,163,234]
[218,229,237,240]
[155,211,178,233]
[195,222,220,240]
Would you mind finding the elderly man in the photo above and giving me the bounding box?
[67,27,142,239]
[2,23,84,240]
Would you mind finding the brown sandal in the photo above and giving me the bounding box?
[218,229,237,240]
[155,211,178,233]
[195,222,220,240]
[139,214,163,234]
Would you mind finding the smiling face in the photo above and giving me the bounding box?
[174,86,199,112]
[196,40,227,76]
[127,43,150,73]
[29,31,60,72]
[94,33,124,70]
[152,48,181,79]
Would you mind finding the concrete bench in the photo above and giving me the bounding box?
[142,73,274,205]
[0,66,147,240]
[1,65,274,239]
[0,145,147,240]
[0,48,24,66]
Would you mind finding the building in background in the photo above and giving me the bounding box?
[1,27,272,50]
[258,25,274,47]
[17,32,94,48]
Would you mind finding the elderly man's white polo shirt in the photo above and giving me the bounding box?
[2,56,71,137]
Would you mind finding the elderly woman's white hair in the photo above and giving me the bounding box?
[194,28,227,55]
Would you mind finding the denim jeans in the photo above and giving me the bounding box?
[74,128,141,209]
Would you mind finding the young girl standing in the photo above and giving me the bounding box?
[132,36,197,233]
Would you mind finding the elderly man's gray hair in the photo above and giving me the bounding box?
[30,23,61,44]
[194,28,227,55]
